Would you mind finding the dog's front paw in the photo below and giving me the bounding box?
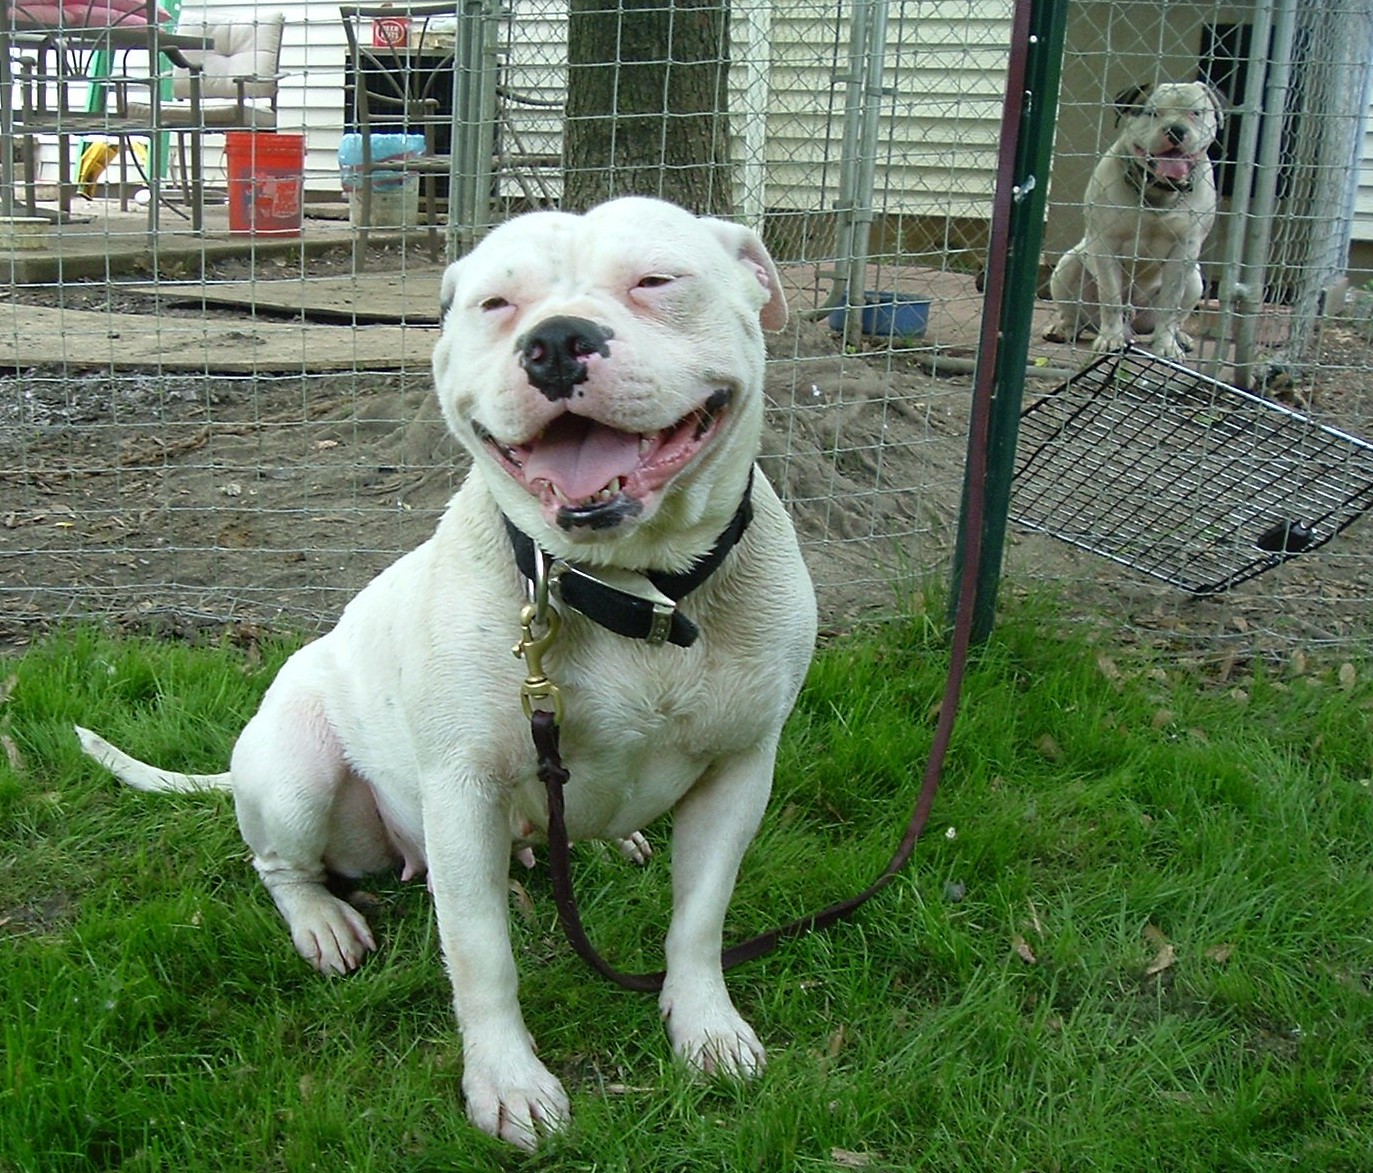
[1151,329,1192,359]
[1092,328,1128,353]
[463,1053,570,1151]
[662,987,766,1079]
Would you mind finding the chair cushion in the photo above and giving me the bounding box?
[124,100,279,129]
[12,0,172,29]
[172,14,285,101]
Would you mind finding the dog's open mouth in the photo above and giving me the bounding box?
[1138,144,1197,183]
[477,388,732,531]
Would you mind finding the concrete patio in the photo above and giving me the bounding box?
[1,187,453,371]
[0,186,436,281]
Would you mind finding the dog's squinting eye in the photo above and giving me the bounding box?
[480,296,511,312]
[636,275,675,289]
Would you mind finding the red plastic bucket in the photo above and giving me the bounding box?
[225,131,305,237]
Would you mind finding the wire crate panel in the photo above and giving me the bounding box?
[1010,347,1373,595]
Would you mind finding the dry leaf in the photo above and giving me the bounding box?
[0,674,16,706]
[1205,943,1235,964]
[1144,925,1176,976]
[1096,654,1121,682]
[2,733,24,772]
[1035,734,1063,761]
[826,1024,847,1059]
[1151,708,1174,730]
[1216,651,1237,683]
[1012,934,1037,965]
[1339,663,1357,690]
[832,1149,883,1169]
[508,878,536,923]
[1146,942,1177,976]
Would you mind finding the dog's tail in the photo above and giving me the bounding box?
[74,725,232,794]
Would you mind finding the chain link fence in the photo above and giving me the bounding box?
[3,0,1372,660]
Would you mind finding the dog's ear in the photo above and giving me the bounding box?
[702,219,789,332]
[438,259,464,325]
[1112,83,1152,124]
[1199,79,1228,131]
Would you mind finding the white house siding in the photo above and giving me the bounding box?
[757,0,1011,220]
[1354,90,1373,242]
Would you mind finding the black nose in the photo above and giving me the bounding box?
[518,315,613,402]
[1165,124,1188,147]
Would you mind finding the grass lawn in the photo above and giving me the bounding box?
[2,601,1371,1171]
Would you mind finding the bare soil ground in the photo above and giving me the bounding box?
[3,244,1373,660]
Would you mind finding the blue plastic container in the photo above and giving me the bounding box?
[337,132,426,192]
[828,291,931,340]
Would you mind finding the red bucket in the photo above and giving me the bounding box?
[225,131,305,237]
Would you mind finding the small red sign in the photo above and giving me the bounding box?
[372,15,409,47]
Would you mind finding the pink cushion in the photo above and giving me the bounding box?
[12,0,173,29]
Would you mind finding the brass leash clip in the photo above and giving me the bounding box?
[513,603,563,723]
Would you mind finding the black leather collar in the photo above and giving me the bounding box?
[504,468,754,648]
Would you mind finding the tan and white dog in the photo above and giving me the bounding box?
[75,197,817,1150]
[1044,80,1223,359]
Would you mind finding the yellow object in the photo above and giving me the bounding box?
[76,140,149,198]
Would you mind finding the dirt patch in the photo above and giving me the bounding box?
[3,256,1373,658]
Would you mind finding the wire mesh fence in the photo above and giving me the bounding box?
[3,0,1373,660]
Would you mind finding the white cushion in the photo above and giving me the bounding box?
[171,13,285,102]
[124,100,279,129]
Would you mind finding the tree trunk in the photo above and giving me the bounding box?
[565,0,733,216]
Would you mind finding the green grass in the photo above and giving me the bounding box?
[2,605,1372,1172]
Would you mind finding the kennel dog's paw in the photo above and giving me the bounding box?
[1152,329,1193,359]
[615,831,652,865]
[1092,328,1128,353]
[289,895,377,975]
[1150,335,1185,360]
[463,1055,570,1151]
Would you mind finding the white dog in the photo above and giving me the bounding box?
[75,197,817,1151]
[1045,80,1223,359]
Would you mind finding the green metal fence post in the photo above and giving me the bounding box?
[950,0,1069,643]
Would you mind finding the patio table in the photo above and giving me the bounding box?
[1,20,212,232]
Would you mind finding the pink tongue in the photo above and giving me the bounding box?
[1153,154,1191,181]
[524,415,645,500]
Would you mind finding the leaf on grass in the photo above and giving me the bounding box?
[1035,734,1063,762]
[0,674,16,706]
[1205,943,1235,965]
[1339,662,1357,690]
[1096,654,1122,685]
[1151,708,1174,730]
[508,879,537,924]
[1144,925,1176,976]
[1012,934,1037,965]
[832,1149,883,1169]
[1,733,23,772]
[827,1024,847,1059]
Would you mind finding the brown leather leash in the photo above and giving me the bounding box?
[519,0,1029,992]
